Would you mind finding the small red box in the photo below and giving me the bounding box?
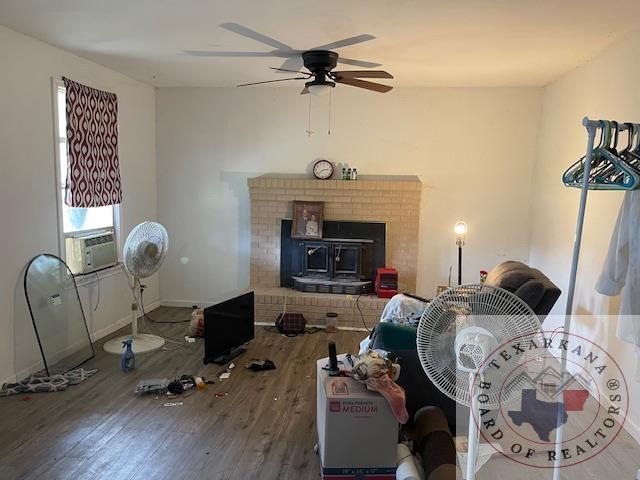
[375,268,398,298]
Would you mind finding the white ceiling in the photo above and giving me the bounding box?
[2,0,640,88]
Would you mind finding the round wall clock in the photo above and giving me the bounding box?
[313,159,334,180]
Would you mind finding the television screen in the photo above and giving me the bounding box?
[203,291,254,364]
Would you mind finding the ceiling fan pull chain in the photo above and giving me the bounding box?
[306,93,313,136]
[328,87,332,135]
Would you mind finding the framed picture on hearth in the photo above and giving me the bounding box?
[292,201,324,239]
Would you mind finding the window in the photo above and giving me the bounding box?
[53,81,119,259]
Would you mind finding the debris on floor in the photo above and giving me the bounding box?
[135,378,170,395]
[214,392,229,398]
[219,362,235,381]
[163,401,183,407]
[245,359,276,372]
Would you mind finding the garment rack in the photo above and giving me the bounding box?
[554,116,638,480]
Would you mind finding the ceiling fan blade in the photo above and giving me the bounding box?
[237,77,307,87]
[220,22,293,51]
[182,50,278,57]
[312,34,376,51]
[300,87,310,95]
[276,56,304,72]
[333,70,393,79]
[334,76,392,93]
[276,55,304,71]
[270,67,310,75]
[337,57,382,68]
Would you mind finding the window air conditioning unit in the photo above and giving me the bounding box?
[65,230,118,275]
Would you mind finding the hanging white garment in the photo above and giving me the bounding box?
[596,190,640,347]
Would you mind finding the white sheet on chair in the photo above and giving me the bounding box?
[380,294,428,326]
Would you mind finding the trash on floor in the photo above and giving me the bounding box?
[135,378,170,395]
[184,336,196,343]
[163,401,183,407]
[214,391,228,398]
[219,362,235,380]
[245,359,276,372]
[188,308,205,337]
[165,375,197,396]
[167,381,185,395]
[0,368,98,396]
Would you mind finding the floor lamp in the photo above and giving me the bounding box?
[454,220,467,285]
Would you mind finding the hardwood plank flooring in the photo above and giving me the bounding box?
[0,307,361,480]
[0,307,639,479]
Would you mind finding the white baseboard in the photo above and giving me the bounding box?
[2,300,161,386]
[160,299,214,308]
[89,299,161,342]
[624,414,640,444]
[600,381,640,444]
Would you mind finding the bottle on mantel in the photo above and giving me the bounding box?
[342,168,347,180]
[352,168,358,180]
[347,168,352,180]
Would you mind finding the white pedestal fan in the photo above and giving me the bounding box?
[104,222,168,354]
[416,284,541,480]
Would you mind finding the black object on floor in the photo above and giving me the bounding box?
[203,291,254,365]
[246,359,276,372]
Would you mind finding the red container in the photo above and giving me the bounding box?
[375,268,398,298]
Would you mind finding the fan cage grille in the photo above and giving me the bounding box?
[123,222,169,279]
[416,284,542,408]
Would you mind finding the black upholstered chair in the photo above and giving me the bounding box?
[485,260,561,319]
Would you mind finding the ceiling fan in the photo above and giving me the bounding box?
[183,23,394,94]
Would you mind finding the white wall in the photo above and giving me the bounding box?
[0,26,159,383]
[156,86,542,305]
[529,32,640,439]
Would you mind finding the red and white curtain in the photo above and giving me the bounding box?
[63,77,122,208]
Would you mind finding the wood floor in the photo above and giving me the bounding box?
[1,307,639,480]
[0,307,362,480]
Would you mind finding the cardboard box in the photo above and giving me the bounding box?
[316,355,398,479]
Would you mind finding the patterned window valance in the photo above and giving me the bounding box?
[63,77,122,208]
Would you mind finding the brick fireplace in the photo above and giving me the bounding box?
[248,174,422,328]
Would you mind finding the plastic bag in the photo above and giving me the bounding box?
[188,308,204,337]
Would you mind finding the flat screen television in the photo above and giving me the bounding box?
[203,291,254,364]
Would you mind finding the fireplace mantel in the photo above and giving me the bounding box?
[248,174,422,293]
